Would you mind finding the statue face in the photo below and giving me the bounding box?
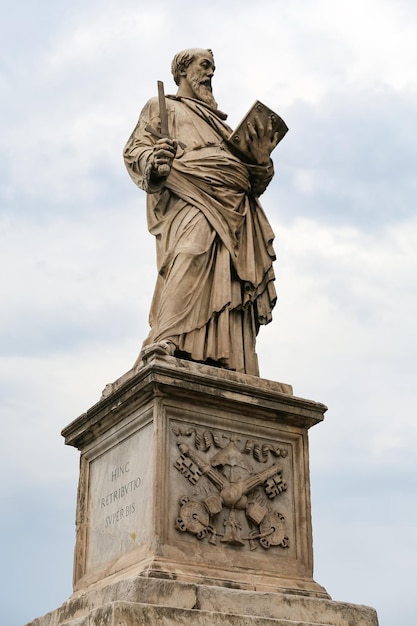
[185,54,215,90]
[184,53,217,108]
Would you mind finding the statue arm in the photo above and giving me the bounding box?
[242,112,280,196]
[246,160,274,197]
[123,98,176,194]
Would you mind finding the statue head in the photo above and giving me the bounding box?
[171,48,215,85]
[171,48,217,109]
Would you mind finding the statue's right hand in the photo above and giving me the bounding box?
[151,138,177,177]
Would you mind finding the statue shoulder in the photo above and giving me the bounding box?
[140,95,178,119]
[139,96,159,116]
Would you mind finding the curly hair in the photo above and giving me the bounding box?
[171,48,214,86]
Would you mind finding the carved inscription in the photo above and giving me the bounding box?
[100,462,141,527]
[86,425,153,571]
[173,427,291,552]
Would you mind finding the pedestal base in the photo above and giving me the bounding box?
[25,576,379,626]
[26,352,379,625]
[62,353,331,596]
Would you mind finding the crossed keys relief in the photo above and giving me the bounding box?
[172,426,291,551]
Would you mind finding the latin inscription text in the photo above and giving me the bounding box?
[99,460,142,527]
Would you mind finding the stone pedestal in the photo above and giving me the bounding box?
[26,351,379,625]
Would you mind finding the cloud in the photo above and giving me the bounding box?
[276,85,417,229]
[258,215,417,464]
[2,490,75,626]
[0,205,155,357]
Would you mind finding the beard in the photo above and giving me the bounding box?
[188,71,218,110]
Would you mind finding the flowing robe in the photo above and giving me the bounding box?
[123,96,277,375]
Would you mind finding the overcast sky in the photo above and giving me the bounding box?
[1,1,416,625]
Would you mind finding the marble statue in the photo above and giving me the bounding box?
[124,48,281,375]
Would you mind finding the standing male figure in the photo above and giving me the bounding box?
[124,48,280,375]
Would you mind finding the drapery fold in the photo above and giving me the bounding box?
[124,96,277,375]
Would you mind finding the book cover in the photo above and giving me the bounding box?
[228,100,288,161]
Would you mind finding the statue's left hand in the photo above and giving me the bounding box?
[245,115,279,165]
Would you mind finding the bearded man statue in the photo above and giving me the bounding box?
[124,48,279,376]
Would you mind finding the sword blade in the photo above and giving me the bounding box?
[157,80,169,138]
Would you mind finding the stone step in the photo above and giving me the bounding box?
[88,601,333,625]
[25,577,378,626]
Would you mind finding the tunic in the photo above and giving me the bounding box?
[123,95,277,375]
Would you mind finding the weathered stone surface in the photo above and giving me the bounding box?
[26,356,378,626]
[61,353,327,596]
[25,578,379,625]
[87,600,330,625]
[86,424,153,570]
[89,601,310,625]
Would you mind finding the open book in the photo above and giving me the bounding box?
[228,100,288,161]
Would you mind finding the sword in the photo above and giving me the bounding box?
[145,80,184,177]
[157,80,169,139]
